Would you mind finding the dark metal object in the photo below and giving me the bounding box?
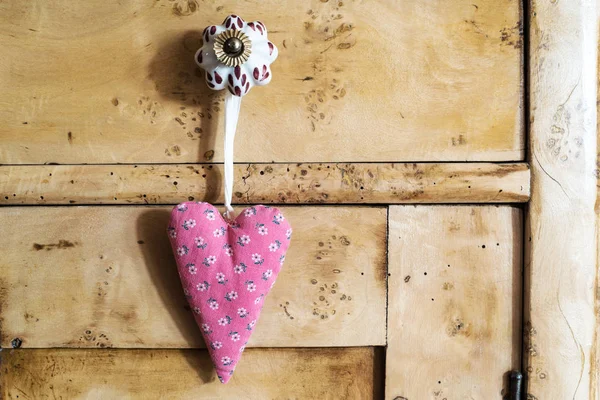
[508,370,523,400]
[213,30,252,67]
[11,337,23,348]
[223,37,244,57]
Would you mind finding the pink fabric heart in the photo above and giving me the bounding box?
[168,202,292,383]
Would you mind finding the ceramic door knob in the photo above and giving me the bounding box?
[195,15,278,97]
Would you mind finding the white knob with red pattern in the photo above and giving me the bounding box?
[195,15,278,97]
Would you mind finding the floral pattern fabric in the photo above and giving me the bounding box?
[168,202,291,383]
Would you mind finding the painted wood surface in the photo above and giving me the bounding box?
[1,347,382,399]
[386,206,522,399]
[0,0,523,164]
[0,206,387,348]
[524,1,599,398]
[0,162,530,205]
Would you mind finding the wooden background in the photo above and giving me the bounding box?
[0,0,598,399]
[0,0,523,164]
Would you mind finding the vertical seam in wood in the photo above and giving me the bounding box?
[523,0,530,161]
[385,205,390,346]
[521,0,530,384]
[520,204,528,380]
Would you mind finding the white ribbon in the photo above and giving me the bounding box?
[223,92,242,220]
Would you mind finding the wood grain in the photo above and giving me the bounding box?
[0,0,523,164]
[1,347,381,399]
[0,206,387,348]
[0,162,531,205]
[524,1,599,398]
[386,206,522,399]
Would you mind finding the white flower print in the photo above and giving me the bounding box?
[197,281,210,291]
[194,236,207,249]
[177,204,188,211]
[237,307,248,318]
[244,207,257,217]
[223,244,234,256]
[183,219,196,230]
[237,235,251,247]
[211,341,223,350]
[221,356,233,366]
[254,295,263,304]
[204,209,216,220]
[286,228,293,240]
[187,263,197,275]
[269,240,281,252]
[208,298,219,310]
[213,227,226,237]
[247,320,256,331]
[177,245,189,256]
[229,332,241,342]
[273,213,284,225]
[257,225,268,236]
[168,227,177,238]
[225,291,238,301]
[246,281,256,292]
[193,307,201,315]
[183,288,191,298]
[251,253,264,265]
[216,272,227,284]
[202,323,212,334]
[239,345,246,353]
[218,316,232,326]
[279,254,286,265]
[202,255,217,267]
[262,269,273,280]
[234,263,247,274]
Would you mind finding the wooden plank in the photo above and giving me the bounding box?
[1,347,380,399]
[0,206,387,348]
[524,1,599,398]
[0,162,530,205]
[386,206,522,399]
[0,0,523,164]
[595,26,600,399]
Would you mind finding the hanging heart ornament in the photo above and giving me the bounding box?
[168,203,291,383]
[168,15,287,384]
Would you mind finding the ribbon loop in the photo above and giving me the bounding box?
[223,92,242,217]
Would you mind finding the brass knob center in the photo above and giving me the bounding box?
[214,30,252,67]
[223,37,244,57]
